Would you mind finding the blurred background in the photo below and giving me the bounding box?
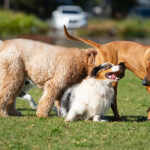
[1,0,150,46]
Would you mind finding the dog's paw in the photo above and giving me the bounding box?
[114,115,122,121]
[147,116,150,120]
[36,112,48,118]
[8,110,22,116]
[0,111,9,117]
[99,119,108,122]
[31,105,37,110]
[93,115,109,122]
[65,119,72,122]
[93,115,100,122]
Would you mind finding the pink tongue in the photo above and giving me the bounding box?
[111,74,116,79]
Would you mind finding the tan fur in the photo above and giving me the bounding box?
[64,25,150,120]
[54,100,61,116]
[0,39,97,117]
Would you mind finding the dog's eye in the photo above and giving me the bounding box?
[105,64,112,70]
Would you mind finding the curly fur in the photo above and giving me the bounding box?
[0,39,97,117]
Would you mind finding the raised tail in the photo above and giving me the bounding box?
[64,25,101,49]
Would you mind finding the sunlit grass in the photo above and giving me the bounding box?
[0,70,150,150]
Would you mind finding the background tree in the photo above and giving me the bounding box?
[1,0,137,19]
[4,0,10,9]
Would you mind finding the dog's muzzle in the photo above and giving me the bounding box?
[142,78,150,86]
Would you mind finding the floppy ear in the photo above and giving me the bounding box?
[144,48,150,66]
[148,57,150,63]
[118,62,126,69]
[90,65,101,77]
[85,48,98,66]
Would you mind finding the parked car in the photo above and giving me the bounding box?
[51,5,87,29]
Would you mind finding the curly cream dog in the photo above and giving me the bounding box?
[60,63,123,122]
[0,41,36,110]
[0,39,97,117]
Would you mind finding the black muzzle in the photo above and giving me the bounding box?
[142,78,150,86]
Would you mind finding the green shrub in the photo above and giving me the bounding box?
[77,17,150,38]
[0,9,49,38]
[116,18,150,38]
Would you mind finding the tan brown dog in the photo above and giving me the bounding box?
[0,39,97,117]
[64,25,150,120]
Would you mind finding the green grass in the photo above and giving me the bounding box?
[1,70,150,150]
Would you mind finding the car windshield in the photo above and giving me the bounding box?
[62,10,81,14]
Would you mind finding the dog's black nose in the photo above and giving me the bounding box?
[142,79,149,86]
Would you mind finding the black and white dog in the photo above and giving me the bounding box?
[18,79,37,109]
[59,63,123,122]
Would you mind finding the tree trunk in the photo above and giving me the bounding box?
[4,0,10,9]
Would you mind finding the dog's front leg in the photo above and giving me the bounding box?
[93,115,100,122]
[111,84,121,120]
[36,80,61,118]
[65,108,77,122]
[145,86,150,120]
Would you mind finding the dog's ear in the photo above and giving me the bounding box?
[148,57,150,63]
[90,65,102,77]
[118,62,126,70]
[85,48,98,66]
[117,62,126,79]
[86,48,98,57]
[118,62,125,67]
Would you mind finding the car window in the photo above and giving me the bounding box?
[62,10,81,14]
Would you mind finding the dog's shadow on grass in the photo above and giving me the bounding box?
[17,108,57,117]
[18,108,35,112]
[17,108,148,122]
[105,115,147,122]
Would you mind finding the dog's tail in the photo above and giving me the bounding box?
[64,25,101,49]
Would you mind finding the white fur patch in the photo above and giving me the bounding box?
[61,77,115,122]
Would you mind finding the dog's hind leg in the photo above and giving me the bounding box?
[0,64,25,116]
[7,96,22,116]
[0,78,24,116]
[0,74,25,116]
[6,81,27,116]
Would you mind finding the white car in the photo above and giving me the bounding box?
[51,5,87,29]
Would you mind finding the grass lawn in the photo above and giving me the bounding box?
[0,70,150,150]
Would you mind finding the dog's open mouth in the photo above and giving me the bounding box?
[105,71,121,81]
